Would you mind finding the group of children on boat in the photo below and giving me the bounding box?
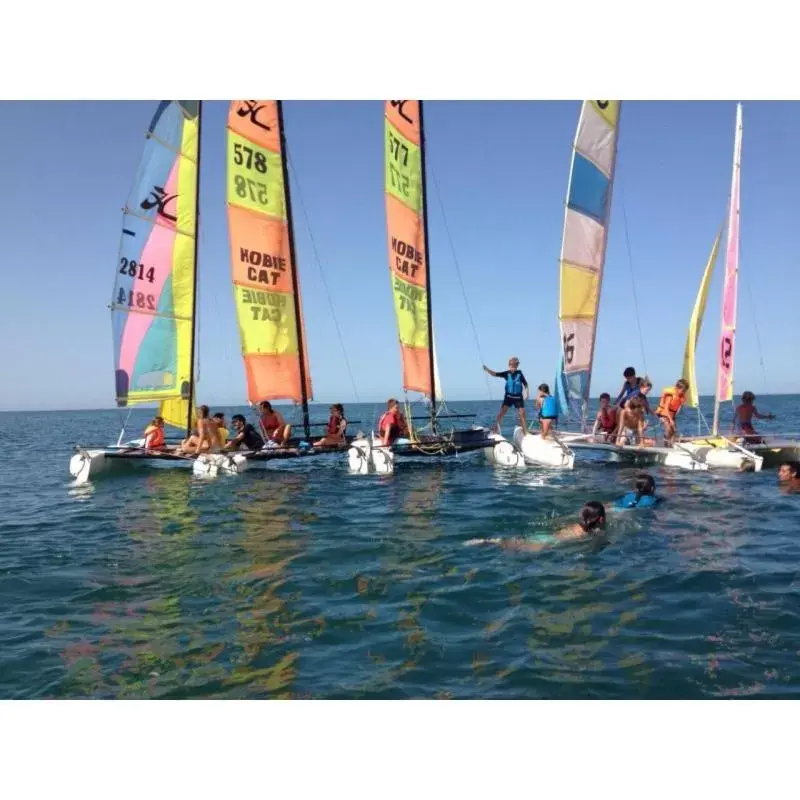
[142,401,349,455]
[484,357,776,447]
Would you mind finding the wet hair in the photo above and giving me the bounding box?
[781,461,800,479]
[640,376,653,390]
[599,392,611,402]
[509,356,520,364]
[742,391,755,403]
[634,473,656,501]
[151,416,164,426]
[331,403,344,416]
[198,405,209,418]
[623,367,636,378]
[579,501,606,533]
[676,378,689,391]
[231,414,246,425]
[260,401,273,412]
[213,412,225,420]
[538,383,550,394]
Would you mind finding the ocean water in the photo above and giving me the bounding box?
[1,397,799,699]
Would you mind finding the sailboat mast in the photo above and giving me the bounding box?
[277,100,311,440]
[186,100,202,436]
[418,100,437,431]
[712,102,742,436]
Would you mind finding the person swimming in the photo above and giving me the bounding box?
[614,473,660,509]
[778,460,800,487]
[465,501,607,551]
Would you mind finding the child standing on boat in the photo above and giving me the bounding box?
[733,391,775,442]
[615,367,642,408]
[483,357,529,434]
[535,383,558,439]
[616,397,646,446]
[655,379,689,446]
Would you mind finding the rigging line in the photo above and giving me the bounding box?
[427,161,494,401]
[619,184,649,377]
[285,148,361,403]
[743,272,769,395]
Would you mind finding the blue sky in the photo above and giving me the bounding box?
[1,100,798,411]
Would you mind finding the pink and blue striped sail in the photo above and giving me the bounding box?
[111,101,199,427]
[555,101,621,425]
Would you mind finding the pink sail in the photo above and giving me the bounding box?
[716,103,742,404]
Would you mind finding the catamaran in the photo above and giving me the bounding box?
[347,100,495,475]
[195,99,357,475]
[486,100,705,472]
[679,104,795,470]
[69,101,248,484]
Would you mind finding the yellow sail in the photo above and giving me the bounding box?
[158,396,197,431]
[682,230,722,408]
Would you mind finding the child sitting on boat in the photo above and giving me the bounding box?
[733,391,775,443]
[535,383,558,439]
[377,398,409,446]
[259,401,292,447]
[178,405,221,454]
[212,412,229,446]
[223,414,265,452]
[465,501,607,551]
[483,357,529,434]
[655,379,689,446]
[592,393,618,441]
[143,416,167,451]
[315,404,348,448]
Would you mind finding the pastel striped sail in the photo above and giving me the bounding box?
[555,101,621,426]
[112,101,200,432]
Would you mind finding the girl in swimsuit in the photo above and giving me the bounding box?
[465,501,607,551]
[314,404,348,448]
[178,405,220,454]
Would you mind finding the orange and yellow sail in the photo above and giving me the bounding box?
[226,101,312,404]
[384,100,432,398]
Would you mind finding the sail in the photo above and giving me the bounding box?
[384,100,432,398]
[112,101,199,430]
[716,102,742,406]
[682,231,722,408]
[226,100,312,404]
[555,101,621,423]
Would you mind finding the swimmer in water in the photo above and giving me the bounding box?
[614,473,660,509]
[778,460,800,488]
[465,501,606,551]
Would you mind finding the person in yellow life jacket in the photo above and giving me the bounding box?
[143,416,166,450]
[655,378,689,446]
[212,412,229,446]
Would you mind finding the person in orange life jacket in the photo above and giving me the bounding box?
[178,405,220,453]
[483,357,529,433]
[615,366,642,408]
[655,379,689,446]
[259,400,292,446]
[315,404,348,448]
[592,393,618,441]
[378,398,409,446]
[535,383,558,439]
[143,416,167,450]
[733,391,775,443]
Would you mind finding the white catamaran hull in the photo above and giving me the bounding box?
[485,428,574,469]
[565,437,709,471]
[678,439,763,471]
[347,434,395,475]
[69,446,247,485]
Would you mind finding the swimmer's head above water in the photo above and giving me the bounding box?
[579,501,606,534]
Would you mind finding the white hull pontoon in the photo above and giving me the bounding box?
[560,433,709,471]
[484,427,575,469]
[348,426,495,475]
[677,436,763,471]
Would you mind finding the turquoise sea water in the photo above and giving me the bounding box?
[1,397,799,699]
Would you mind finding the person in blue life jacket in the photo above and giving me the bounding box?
[483,357,529,433]
[615,366,642,408]
[535,383,559,439]
[614,473,661,509]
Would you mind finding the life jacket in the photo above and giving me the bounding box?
[327,415,339,435]
[656,387,685,417]
[539,395,558,418]
[598,406,617,431]
[378,410,398,434]
[144,424,165,449]
[616,492,659,509]
[504,370,525,397]
[261,411,279,434]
